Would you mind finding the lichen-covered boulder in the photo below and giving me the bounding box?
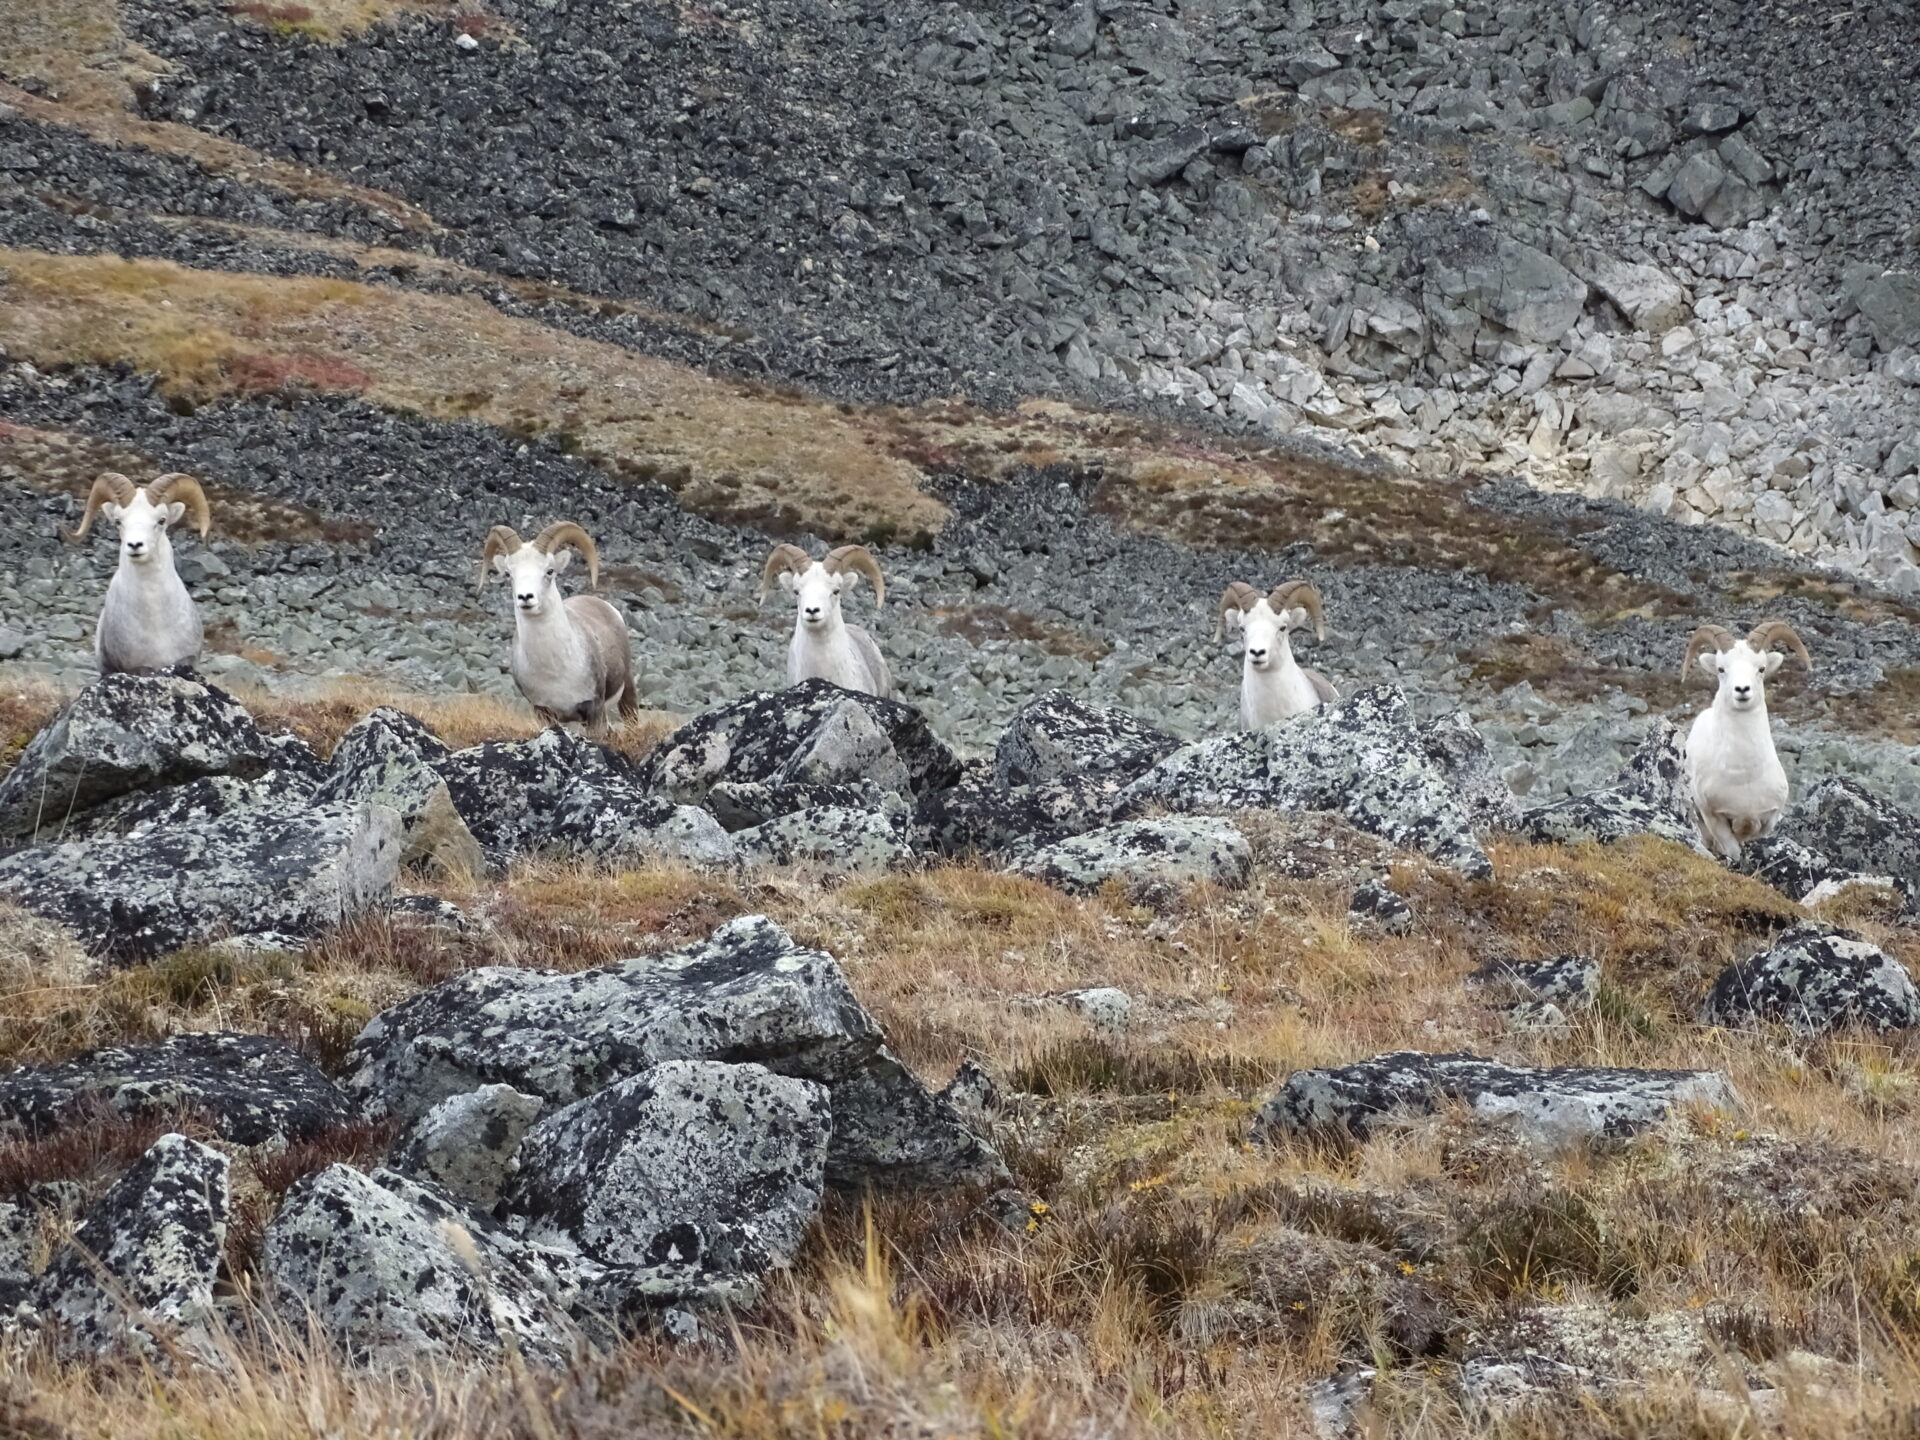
[1514,722,1700,850]
[917,764,1133,860]
[264,1164,591,1366]
[0,1031,356,1144]
[1738,832,1902,909]
[388,1083,545,1211]
[312,708,484,874]
[1703,922,1920,1035]
[734,805,913,877]
[994,690,1179,787]
[1415,711,1522,832]
[1255,1050,1738,1149]
[33,1134,228,1361]
[344,914,1003,1188]
[1467,955,1601,1009]
[0,672,319,838]
[639,679,961,804]
[61,770,310,840]
[1014,816,1251,896]
[704,778,904,832]
[1348,876,1412,934]
[506,1061,829,1305]
[440,728,732,869]
[1120,686,1493,877]
[1777,778,1920,899]
[0,801,402,961]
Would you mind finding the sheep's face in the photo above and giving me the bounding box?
[1710,639,1782,713]
[495,545,573,617]
[1227,599,1306,672]
[105,492,186,566]
[782,562,847,632]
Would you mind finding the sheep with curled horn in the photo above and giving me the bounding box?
[758,542,892,697]
[68,471,213,675]
[477,521,639,732]
[1680,619,1812,862]
[1213,579,1337,729]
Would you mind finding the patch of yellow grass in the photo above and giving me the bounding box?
[0,251,947,544]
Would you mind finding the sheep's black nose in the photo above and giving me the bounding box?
[1734,684,1750,696]
[805,606,821,617]
[1248,648,1265,660]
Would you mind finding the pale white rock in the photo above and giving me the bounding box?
[1661,326,1699,358]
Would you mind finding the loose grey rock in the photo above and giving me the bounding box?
[265,1164,590,1366]
[1256,1051,1738,1149]
[0,672,318,838]
[1426,233,1588,344]
[344,913,1003,1188]
[1467,955,1601,1009]
[734,804,913,877]
[1515,722,1700,850]
[1061,986,1133,1029]
[1777,778,1920,900]
[0,800,402,961]
[1703,922,1919,1035]
[33,1133,227,1361]
[1348,876,1411,934]
[1849,270,1920,352]
[994,689,1179,788]
[1015,815,1251,896]
[505,1060,830,1305]
[388,1083,546,1211]
[0,1031,355,1144]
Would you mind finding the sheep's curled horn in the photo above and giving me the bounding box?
[67,471,210,542]
[476,522,600,593]
[757,543,815,605]
[756,543,887,606]
[1680,624,1737,680]
[1746,619,1812,669]
[1211,582,1264,642]
[1268,580,1326,642]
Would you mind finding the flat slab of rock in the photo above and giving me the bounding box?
[441,728,731,869]
[345,914,1003,1188]
[0,1031,356,1144]
[1514,722,1700,850]
[1014,816,1251,896]
[506,1060,829,1304]
[994,690,1179,787]
[1120,686,1492,877]
[0,800,402,961]
[0,673,318,838]
[1704,922,1919,1035]
[33,1133,228,1361]
[265,1163,591,1366]
[639,679,960,804]
[1256,1050,1737,1148]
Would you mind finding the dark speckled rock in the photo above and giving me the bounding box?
[917,762,1132,860]
[0,800,403,961]
[1119,686,1493,877]
[1014,815,1251,895]
[388,1083,546,1211]
[1514,721,1700,850]
[344,914,1003,1188]
[1255,1050,1737,1148]
[33,1133,228,1361]
[0,1031,357,1144]
[704,778,903,832]
[505,1060,830,1306]
[733,805,913,876]
[1703,922,1919,1035]
[1467,955,1601,1008]
[1777,778,1920,899]
[994,689,1179,787]
[0,673,319,838]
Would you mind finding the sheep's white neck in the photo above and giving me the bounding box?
[1710,685,1774,743]
[1242,629,1318,726]
[111,531,188,607]
[516,597,584,655]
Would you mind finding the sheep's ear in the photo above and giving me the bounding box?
[491,552,512,576]
[550,550,573,574]
[1284,606,1310,631]
[103,502,125,523]
[164,501,186,526]
[1762,651,1785,676]
[1222,607,1247,633]
[778,570,800,594]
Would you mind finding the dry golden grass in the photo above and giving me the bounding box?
[0,251,946,544]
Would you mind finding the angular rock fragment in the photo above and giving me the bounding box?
[1704,922,1919,1035]
[734,805,912,877]
[1014,816,1250,896]
[1514,722,1700,850]
[994,690,1179,788]
[1256,1051,1737,1148]
[313,707,484,875]
[0,801,402,961]
[33,1133,228,1361]
[388,1083,545,1211]
[0,673,318,838]
[345,914,1002,1187]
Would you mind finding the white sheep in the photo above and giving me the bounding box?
[478,521,638,732]
[1214,580,1337,729]
[758,543,892,698]
[1681,620,1810,862]
[69,471,212,675]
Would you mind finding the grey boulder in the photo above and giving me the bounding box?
[1425,231,1588,345]
[313,707,484,875]
[1776,778,1920,900]
[1256,1051,1737,1149]
[1120,686,1493,877]
[704,778,904,832]
[505,1060,830,1305]
[0,672,318,839]
[994,690,1179,788]
[1015,816,1251,896]
[388,1083,546,1211]
[734,805,913,877]
[1515,722,1700,850]
[0,1031,356,1144]
[0,800,402,961]
[917,765,1132,860]
[33,1133,228,1361]
[344,913,1003,1188]
[1704,922,1919,1035]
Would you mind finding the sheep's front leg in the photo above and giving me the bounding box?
[1696,809,1742,864]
